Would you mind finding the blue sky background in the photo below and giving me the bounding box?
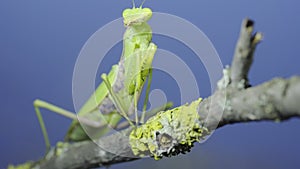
[0,0,299,168]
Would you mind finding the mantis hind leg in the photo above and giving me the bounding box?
[33,99,78,152]
[33,99,103,152]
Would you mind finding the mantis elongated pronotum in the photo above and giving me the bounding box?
[34,1,172,152]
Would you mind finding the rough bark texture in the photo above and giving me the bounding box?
[230,18,263,88]
[36,128,136,169]
[28,77,300,169]
[9,18,300,169]
[200,76,300,130]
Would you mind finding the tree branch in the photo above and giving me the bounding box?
[199,76,300,130]
[24,76,299,169]
[230,18,263,88]
[8,18,300,169]
[35,129,136,169]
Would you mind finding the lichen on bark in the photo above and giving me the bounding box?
[129,98,208,160]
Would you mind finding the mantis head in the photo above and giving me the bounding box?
[123,7,152,27]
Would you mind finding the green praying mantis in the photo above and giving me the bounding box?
[34,0,172,152]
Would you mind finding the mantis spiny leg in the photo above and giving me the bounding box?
[101,73,135,127]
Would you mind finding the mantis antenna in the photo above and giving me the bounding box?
[132,0,147,8]
[140,0,147,8]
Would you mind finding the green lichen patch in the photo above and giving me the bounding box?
[55,141,70,157]
[7,162,33,169]
[129,98,208,160]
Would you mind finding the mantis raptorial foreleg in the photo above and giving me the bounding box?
[141,68,152,123]
[101,73,135,127]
